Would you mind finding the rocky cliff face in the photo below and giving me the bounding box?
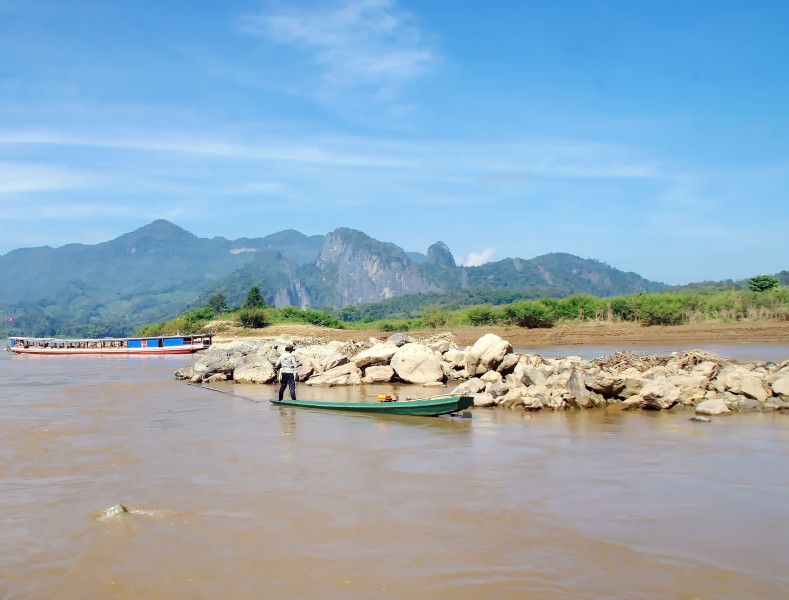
[209,228,665,309]
[308,228,443,306]
[426,242,456,269]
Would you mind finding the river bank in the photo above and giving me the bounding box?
[214,319,789,347]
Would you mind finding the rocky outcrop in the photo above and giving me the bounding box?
[176,333,789,414]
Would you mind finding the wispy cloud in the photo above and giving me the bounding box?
[0,202,138,221]
[0,130,410,168]
[0,161,95,194]
[0,128,667,210]
[241,0,438,94]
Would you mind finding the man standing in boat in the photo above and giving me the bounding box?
[276,344,300,401]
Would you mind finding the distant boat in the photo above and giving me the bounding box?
[269,395,474,417]
[6,334,213,355]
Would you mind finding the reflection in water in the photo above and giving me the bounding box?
[1,351,788,598]
[278,407,297,435]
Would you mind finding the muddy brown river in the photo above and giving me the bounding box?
[1,349,788,598]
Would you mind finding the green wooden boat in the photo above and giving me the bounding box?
[269,395,474,417]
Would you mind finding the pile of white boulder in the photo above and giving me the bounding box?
[175,332,789,415]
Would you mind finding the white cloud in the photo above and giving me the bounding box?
[241,0,437,92]
[460,248,496,267]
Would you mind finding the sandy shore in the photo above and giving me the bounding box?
[214,320,789,348]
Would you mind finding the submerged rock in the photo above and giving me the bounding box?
[93,504,130,521]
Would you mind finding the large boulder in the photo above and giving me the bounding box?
[712,366,769,402]
[443,348,466,368]
[233,362,277,384]
[386,333,412,347]
[564,370,599,409]
[351,343,399,369]
[305,363,363,387]
[175,365,194,380]
[771,371,789,400]
[451,377,486,395]
[616,369,647,399]
[480,370,502,384]
[391,343,444,384]
[499,383,548,410]
[496,354,520,375]
[296,346,349,374]
[193,355,238,379]
[512,362,548,387]
[487,380,511,399]
[691,361,718,379]
[696,398,731,416]
[544,389,568,410]
[668,373,709,405]
[585,372,626,398]
[192,341,261,379]
[361,365,395,383]
[465,334,512,376]
[637,379,681,410]
[471,393,497,407]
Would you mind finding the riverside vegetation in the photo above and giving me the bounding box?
[138,277,788,338]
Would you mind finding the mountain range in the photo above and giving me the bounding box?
[0,220,666,337]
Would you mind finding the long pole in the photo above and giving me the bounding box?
[187,382,261,404]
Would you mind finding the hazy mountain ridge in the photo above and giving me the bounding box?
[1,219,670,336]
[0,220,325,336]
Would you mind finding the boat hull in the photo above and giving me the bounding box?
[269,396,474,417]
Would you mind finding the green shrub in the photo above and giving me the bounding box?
[421,307,451,328]
[238,308,270,328]
[464,305,497,326]
[553,294,602,320]
[278,306,301,320]
[610,297,638,321]
[748,275,780,292]
[502,300,557,328]
[635,296,685,325]
[301,309,343,328]
[185,307,214,322]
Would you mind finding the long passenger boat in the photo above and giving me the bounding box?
[6,334,212,355]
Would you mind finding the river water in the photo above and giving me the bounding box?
[2,345,789,599]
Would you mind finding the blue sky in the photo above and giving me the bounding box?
[0,0,787,285]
